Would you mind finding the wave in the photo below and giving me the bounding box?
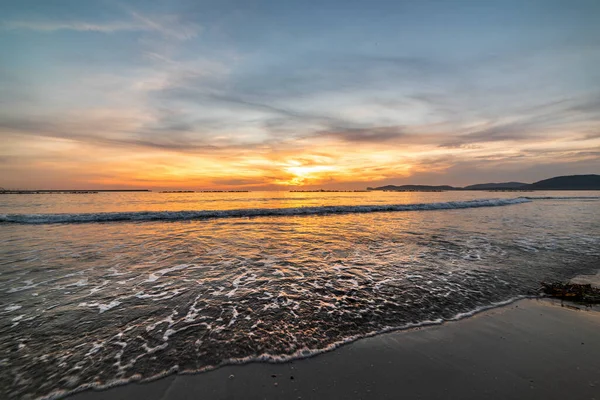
[520,196,600,200]
[40,295,528,400]
[0,197,531,224]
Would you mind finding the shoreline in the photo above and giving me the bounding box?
[67,298,600,400]
[52,296,529,399]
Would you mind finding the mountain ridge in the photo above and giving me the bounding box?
[367,174,600,191]
[463,182,526,190]
[523,174,600,190]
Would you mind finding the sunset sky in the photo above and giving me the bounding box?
[1,0,599,190]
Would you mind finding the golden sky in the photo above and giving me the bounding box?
[1,1,599,189]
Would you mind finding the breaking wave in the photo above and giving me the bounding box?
[0,197,531,224]
[521,196,600,200]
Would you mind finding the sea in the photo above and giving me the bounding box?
[1,191,599,399]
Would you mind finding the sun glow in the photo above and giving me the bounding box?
[278,162,337,186]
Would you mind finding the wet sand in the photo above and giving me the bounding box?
[70,299,600,400]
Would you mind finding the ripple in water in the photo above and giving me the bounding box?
[1,198,599,399]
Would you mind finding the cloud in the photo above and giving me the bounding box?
[567,94,600,117]
[1,20,149,33]
[0,113,222,152]
[318,126,407,142]
[128,10,202,41]
[210,177,268,186]
[439,121,545,147]
[1,10,201,40]
[155,83,357,136]
[439,94,600,147]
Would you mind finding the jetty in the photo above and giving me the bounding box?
[487,189,533,192]
[290,190,369,193]
[382,189,444,192]
[0,189,151,194]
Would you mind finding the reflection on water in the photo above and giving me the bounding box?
[0,190,564,214]
[0,192,599,399]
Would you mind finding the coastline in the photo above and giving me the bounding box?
[68,298,600,400]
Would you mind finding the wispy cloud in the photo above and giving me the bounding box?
[1,20,149,33]
[317,126,407,143]
[439,95,600,147]
[1,10,201,40]
[128,10,202,41]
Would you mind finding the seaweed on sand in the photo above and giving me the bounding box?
[541,282,600,304]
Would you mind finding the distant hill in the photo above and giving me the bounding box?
[366,174,600,191]
[368,185,457,191]
[523,174,600,190]
[463,182,527,190]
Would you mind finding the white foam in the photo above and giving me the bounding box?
[225,272,257,297]
[146,311,177,332]
[37,295,531,400]
[135,289,185,301]
[78,300,122,313]
[89,280,109,294]
[183,296,205,323]
[228,307,239,326]
[84,342,104,357]
[449,296,528,320]
[65,279,88,287]
[142,342,169,353]
[146,264,190,282]
[522,196,600,200]
[7,279,44,293]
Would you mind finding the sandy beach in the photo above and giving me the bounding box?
[68,299,600,400]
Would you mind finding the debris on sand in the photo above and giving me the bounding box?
[541,282,600,304]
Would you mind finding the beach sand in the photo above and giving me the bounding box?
[70,299,600,400]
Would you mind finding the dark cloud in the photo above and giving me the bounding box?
[567,95,600,117]
[439,94,600,147]
[147,44,600,150]
[439,122,544,147]
[158,84,348,127]
[378,152,600,188]
[340,54,452,77]
[438,143,483,150]
[318,126,407,142]
[0,115,221,152]
[210,177,267,186]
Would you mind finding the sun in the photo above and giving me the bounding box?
[279,162,336,186]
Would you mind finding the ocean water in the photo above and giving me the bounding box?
[1,191,599,399]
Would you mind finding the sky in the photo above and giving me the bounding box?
[1,0,599,190]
